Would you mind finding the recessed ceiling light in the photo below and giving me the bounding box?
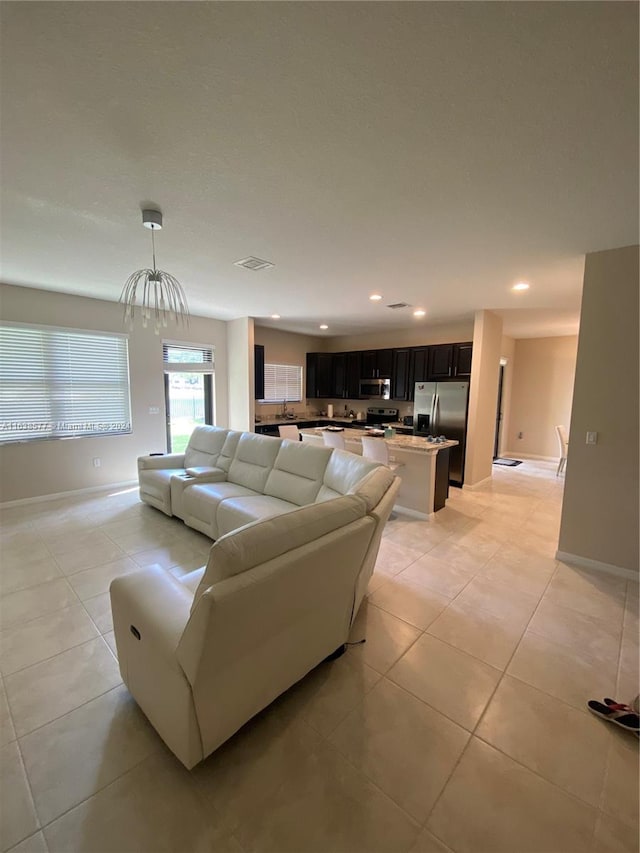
[271,314,281,319]
[319,324,328,330]
[413,309,426,317]
[369,294,383,301]
[512,282,530,291]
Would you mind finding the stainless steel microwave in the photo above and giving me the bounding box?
[359,378,391,400]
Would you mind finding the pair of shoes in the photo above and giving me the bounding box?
[587,697,640,737]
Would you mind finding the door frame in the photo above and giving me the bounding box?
[493,363,505,459]
[164,372,214,452]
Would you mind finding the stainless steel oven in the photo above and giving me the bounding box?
[359,378,391,400]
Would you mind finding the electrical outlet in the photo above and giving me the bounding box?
[389,455,396,462]
[586,431,598,445]
[148,406,160,415]
[92,457,101,468]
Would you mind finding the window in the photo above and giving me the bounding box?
[0,323,131,443]
[261,363,303,403]
[163,343,215,452]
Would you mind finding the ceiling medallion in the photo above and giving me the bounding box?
[120,209,189,333]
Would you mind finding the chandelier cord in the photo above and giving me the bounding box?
[151,228,157,272]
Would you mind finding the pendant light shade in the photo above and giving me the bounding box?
[120,209,189,334]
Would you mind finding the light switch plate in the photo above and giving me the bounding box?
[148,406,160,415]
[586,431,598,445]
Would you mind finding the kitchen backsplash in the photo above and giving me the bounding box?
[256,398,415,419]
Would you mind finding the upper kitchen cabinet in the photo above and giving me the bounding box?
[332,353,346,398]
[428,344,454,380]
[345,351,361,398]
[361,348,393,379]
[306,352,334,398]
[391,348,411,400]
[254,344,265,400]
[453,342,473,377]
[410,347,429,384]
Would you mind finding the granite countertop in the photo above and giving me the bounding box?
[300,427,457,454]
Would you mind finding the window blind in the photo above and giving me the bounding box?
[162,343,214,373]
[0,324,132,443]
[261,363,303,403]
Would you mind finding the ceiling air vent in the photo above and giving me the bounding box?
[386,302,411,310]
[234,257,274,271]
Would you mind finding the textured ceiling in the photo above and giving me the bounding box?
[1,2,637,339]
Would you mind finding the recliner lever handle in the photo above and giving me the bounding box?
[130,625,141,640]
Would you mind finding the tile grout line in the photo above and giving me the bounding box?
[418,533,563,836]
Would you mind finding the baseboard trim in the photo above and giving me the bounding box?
[555,550,639,582]
[0,480,138,508]
[393,504,431,521]
[503,451,557,462]
[463,475,493,490]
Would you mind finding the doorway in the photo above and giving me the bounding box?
[163,344,214,453]
[493,363,505,459]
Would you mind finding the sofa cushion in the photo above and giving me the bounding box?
[227,433,282,492]
[183,426,229,469]
[183,482,258,526]
[216,431,242,473]
[216,494,299,537]
[192,494,367,605]
[263,441,332,507]
[316,450,381,501]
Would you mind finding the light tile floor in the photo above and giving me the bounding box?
[0,461,638,853]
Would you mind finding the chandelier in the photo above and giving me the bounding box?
[120,209,189,333]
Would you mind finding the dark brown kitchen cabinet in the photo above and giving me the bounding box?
[345,351,361,398]
[453,342,473,377]
[332,353,346,397]
[361,349,393,379]
[428,344,454,380]
[254,344,265,400]
[410,347,429,384]
[306,352,334,398]
[391,348,411,400]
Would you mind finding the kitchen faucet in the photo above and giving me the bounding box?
[281,399,288,418]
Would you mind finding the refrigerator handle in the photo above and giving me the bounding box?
[433,394,439,434]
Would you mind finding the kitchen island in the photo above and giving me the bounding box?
[300,428,458,518]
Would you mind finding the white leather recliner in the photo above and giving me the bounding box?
[137,426,241,517]
[111,464,400,768]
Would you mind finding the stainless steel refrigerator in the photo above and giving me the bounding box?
[413,381,470,486]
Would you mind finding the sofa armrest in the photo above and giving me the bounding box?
[185,466,226,480]
[110,566,193,660]
[138,453,186,471]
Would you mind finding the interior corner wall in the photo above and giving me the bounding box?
[558,245,639,575]
[227,316,254,432]
[254,326,324,414]
[465,310,503,486]
[499,336,516,458]
[504,336,578,459]
[0,283,229,502]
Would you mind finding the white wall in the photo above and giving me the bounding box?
[504,336,578,459]
[254,326,324,417]
[558,245,639,575]
[227,317,254,432]
[0,283,228,502]
[465,310,503,486]
[326,320,474,353]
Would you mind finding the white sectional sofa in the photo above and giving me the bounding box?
[112,426,400,767]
